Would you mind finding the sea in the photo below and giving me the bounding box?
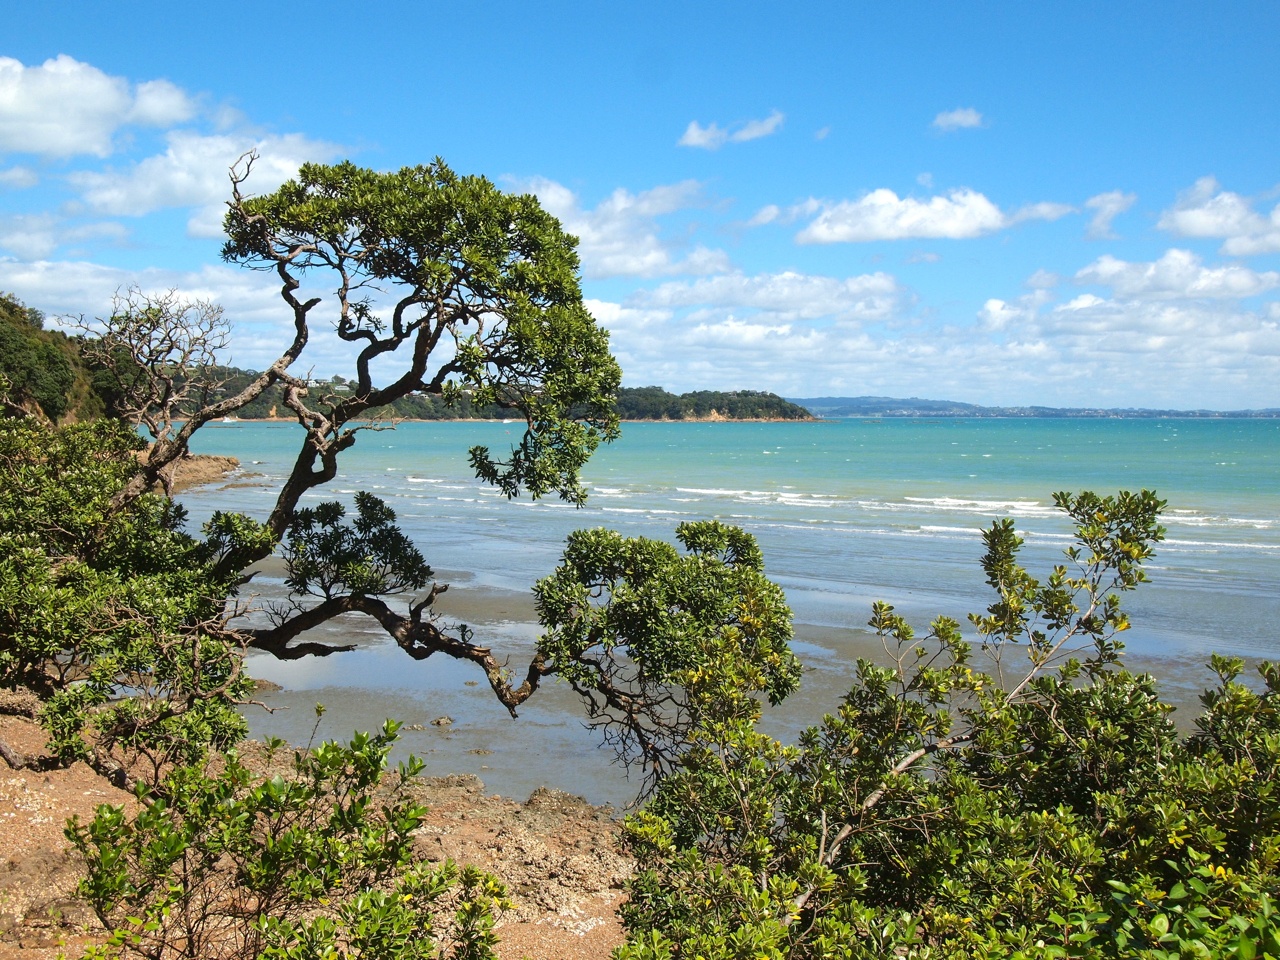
[182,417,1280,807]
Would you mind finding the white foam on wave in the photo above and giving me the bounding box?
[1162,538,1280,552]
[1164,514,1274,530]
[778,497,835,509]
[901,496,1055,517]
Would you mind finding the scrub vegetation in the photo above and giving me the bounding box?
[0,158,1276,959]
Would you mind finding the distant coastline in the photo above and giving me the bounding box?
[789,395,1280,419]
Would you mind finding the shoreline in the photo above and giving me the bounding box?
[208,415,814,424]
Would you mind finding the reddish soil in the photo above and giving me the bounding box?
[0,704,630,960]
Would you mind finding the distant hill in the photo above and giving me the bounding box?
[789,396,1280,419]
[189,376,812,422]
[615,387,811,421]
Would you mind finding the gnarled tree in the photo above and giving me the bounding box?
[10,156,798,782]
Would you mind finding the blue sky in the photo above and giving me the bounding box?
[2,2,1278,408]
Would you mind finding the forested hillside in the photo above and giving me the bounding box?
[613,386,810,420]
[0,293,104,422]
[194,375,812,421]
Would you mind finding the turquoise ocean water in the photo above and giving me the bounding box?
[183,418,1280,805]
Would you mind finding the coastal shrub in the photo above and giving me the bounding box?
[69,718,509,960]
[534,520,802,789]
[0,417,251,778]
[616,490,1280,959]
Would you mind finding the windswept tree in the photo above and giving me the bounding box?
[4,156,799,783]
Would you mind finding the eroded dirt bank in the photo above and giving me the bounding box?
[0,706,630,960]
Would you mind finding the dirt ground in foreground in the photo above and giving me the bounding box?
[0,706,630,960]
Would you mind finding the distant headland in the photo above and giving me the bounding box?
[789,396,1280,419]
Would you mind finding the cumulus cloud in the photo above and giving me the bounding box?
[525,177,731,278]
[593,276,1280,407]
[1084,190,1137,239]
[0,215,130,260]
[0,214,60,259]
[978,288,1053,330]
[128,79,196,126]
[638,270,901,322]
[933,107,983,131]
[0,55,196,157]
[1158,176,1280,255]
[0,166,37,189]
[1007,201,1077,225]
[1076,249,1280,300]
[71,131,339,236]
[794,188,1071,243]
[678,110,785,150]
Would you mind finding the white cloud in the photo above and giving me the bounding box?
[795,188,1069,243]
[814,126,831,141]
[639,270,901,322]
[71,131,339,236]
[0,166,37,189]
[584,298,670,332]
[679,110,785,150]
[748,204,781,227]
[128,79,197,126]
[979,298,1029,330]
[1076,249,1280,300]
[732,110,785,142]
[1157,176,1280,255]
[1026,269,1060,289]
[678,120,727,150]
[1007,201,1077,225]
[907,251,940,264]
[933,107,983,131]
[526,177,731,279]
[978,288,1052,330]
[0,55,196,157]
[0,215,128,260]
[0,214,60,259]
[575,267,1280,407]
[1084,190,1137,239]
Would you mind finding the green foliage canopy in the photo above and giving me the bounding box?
[0,417,250,776]
[221,156,620,507]
[616,491,1280,959]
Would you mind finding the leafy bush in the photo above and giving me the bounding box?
[69,719,509,960]
[616,491,1280,959]
[0,417,251,776]
[535,520,801,788]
